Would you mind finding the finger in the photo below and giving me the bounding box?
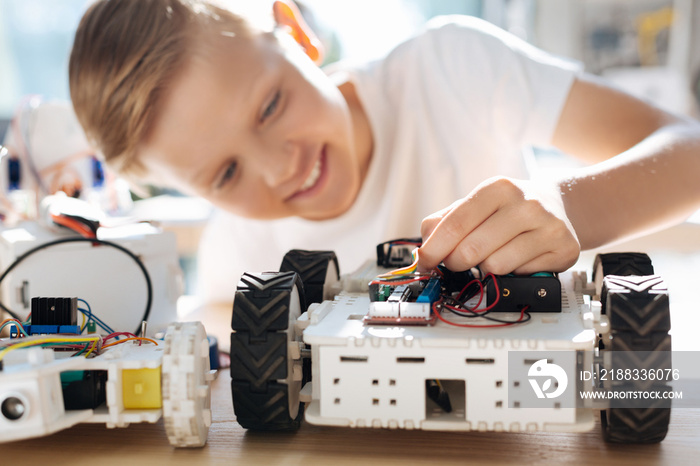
[481,230,579,275]
[417,193,501,272]
[473,230,551,275]
[511,245,579,275]
[420,204,454,242]
[439,207,534,272]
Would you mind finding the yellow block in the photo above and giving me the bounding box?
[122,368,162,409]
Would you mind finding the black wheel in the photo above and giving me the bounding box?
[592,252,654,296]
[280,249,339,305]
[599,274,672,444]
[593,252,656,351]
[279,250,339,389]
[230,271,306,430]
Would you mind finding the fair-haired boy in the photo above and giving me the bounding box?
[69,0,700,302]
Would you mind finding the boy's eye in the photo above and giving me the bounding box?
[216,161,238,189]
[260,90,281,122]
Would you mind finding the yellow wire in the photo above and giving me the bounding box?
[101,337,158,349]
[377,249,420,279]
[84,339,100,358]
[0,335,102,362]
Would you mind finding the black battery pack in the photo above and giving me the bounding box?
[486,274,561,312]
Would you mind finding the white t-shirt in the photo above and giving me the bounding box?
[197,16,582,303]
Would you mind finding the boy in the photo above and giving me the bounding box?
[69,0,700,302]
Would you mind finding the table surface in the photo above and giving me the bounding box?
[4,224,700,465]
[3,369,699,466]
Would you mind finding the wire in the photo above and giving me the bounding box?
[0,334,102,362]
[433,273,531,328]
[78,298,115,334]
[101,337,158,349]
[51,214,97,239]
[0,318,28,337]
[78,307,113,334]
[369,275,431,286]
[376,248,421,279]
[0,237,152,336]
[84,339,100,357]
[434,301,531,328]
[80,307,87,333]
[103,332,137,342]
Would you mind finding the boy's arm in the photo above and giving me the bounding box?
[553,73,700,251]
[417,73,700,274]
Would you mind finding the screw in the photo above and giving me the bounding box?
[537,288,547,298]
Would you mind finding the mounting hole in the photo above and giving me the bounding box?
[2,396,26,421]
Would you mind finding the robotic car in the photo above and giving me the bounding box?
[230,241,672,444]
[0,317,214,447]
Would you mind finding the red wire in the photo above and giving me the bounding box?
[480,273,501,312]
[51,214,96,239]
[433,274,529,328]
[103,332,137,342]
[457,278,485,310]
[433,301,529,328]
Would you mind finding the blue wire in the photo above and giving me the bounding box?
[78,307,114,334]
[78,298,92,315]
[77,298,115,334]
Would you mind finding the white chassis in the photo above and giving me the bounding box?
[0,321,214,447]
[294,260,606,433]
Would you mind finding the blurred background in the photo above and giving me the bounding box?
[0,0,699,299]
[1,0,699,129]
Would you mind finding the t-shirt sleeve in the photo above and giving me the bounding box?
[416,15,583,147]
[196,210,281,304]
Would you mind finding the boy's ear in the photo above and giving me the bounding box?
[272,0,324,65]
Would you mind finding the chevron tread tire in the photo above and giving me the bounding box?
[592,253,654,296]
[599,273,672,444]
[231,271,306,430]
[280,250,339,305]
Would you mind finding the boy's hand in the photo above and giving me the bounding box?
[417,176,580,275]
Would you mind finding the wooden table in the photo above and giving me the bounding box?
[2,368,699,465]
[4,225,700,464]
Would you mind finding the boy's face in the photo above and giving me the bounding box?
[140,31,369,221]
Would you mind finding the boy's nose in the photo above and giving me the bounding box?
[261,141,301,188]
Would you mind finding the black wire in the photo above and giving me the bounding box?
[443,304,532,324]
[457,273,493,300]
[443,274,531,325]
[0,237,152,336]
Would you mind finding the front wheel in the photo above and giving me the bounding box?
[162,321,214,447]
[599,274,672,444]
[230,271,306,430]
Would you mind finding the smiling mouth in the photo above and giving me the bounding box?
[299,156,322,192]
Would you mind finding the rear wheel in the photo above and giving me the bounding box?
[279,250,339,399]
[230,271,306,430]
[280,249,339,305]
[598,270,672,443]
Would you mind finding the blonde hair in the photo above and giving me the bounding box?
[69,0,272,178]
